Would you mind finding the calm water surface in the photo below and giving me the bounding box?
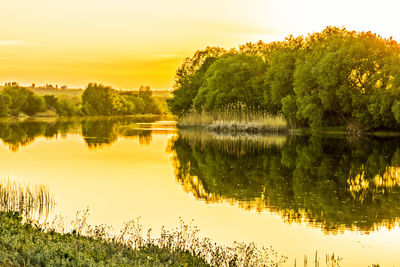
[0,117,400,266]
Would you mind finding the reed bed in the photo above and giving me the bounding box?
[0,179,54,221]
[178,103,288,134]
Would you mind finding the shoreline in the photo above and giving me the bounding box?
[177,123,400,138]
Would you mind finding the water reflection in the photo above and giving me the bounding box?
[0,117,174,151]
[170,130,400,234]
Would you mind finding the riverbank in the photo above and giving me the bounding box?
[177,112,400,137]
[0,211,209,266]
[0,210,291,267]
[0,178,287,266]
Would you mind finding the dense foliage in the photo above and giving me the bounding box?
[82,84,163,116]
[0,86,46,116]
[171,131,400,232]
[168,27,400,131]
[0,83,165,117]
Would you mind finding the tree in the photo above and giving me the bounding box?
[168,47,227,115]
[44,95,59,111]
[264,48,302,114]
[2,86,45,116]
[0,94,11,117]
[193,54,266,111]
[167,26,400,131]
[23,95,46,116]
[82,83,122,116]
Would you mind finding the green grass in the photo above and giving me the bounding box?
[0,209,289,267]
[0,178,345,266]
[0,179,288,267]
[0,211,210,266]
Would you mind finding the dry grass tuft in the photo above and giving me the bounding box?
[178,103,288,133]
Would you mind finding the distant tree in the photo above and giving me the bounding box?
[2,86,45,116]
[44,95,59,110]
[23,95,46,116]
[137,85,163,114]
[125,95,145,114]
[138,85,152,99]
[82,83,122,116]
[57,98,80,116]
[0,94,11,117]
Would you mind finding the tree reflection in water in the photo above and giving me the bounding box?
[170,130,400,234]
[0,117,173,151]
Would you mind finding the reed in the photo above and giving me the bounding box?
[178,103,288,133]
[0,179,54,221]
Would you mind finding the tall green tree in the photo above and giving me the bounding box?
[193,54,266,111]
[167,47,227,115]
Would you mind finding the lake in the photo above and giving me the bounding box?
[0,116,399,266]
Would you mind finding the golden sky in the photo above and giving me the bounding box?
[1,0,400,89]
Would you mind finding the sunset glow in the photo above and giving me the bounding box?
[2,0,400,89]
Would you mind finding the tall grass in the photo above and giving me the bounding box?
[178,103,288,133]
[0,180,288,266]
[0,179,54,221]
[39,209,288,267]
[0,179,345,266]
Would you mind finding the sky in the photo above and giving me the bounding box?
[1,0,400,89]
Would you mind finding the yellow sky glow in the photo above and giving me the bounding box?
[1,0,400,89]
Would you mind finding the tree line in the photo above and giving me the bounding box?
[168,26,400,131]
[0,83,165,117]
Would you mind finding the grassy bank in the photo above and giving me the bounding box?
[0,179,287,267]
[177,104,288,134]
[0,209,288,267]
[0,211,209,266]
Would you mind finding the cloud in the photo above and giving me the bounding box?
[0,40,37,46]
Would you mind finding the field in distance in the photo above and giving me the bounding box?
[0,86,172,98]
